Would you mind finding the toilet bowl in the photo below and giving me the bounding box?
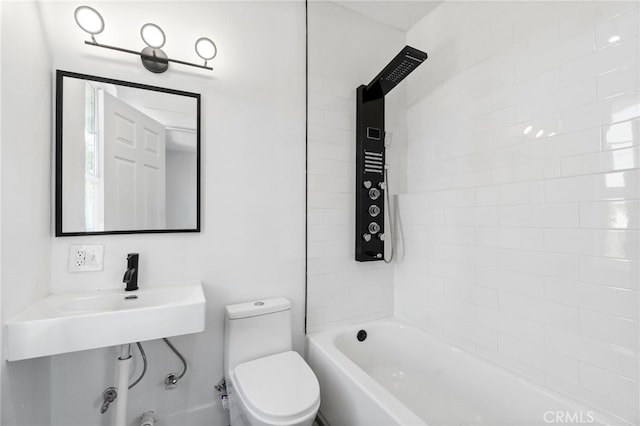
[229,351,320,426]
[224,298,320,426]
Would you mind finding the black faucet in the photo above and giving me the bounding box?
[123,253,139,291]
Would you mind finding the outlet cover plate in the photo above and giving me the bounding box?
[68,245,104,272]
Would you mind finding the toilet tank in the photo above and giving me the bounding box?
[224,297,293,376]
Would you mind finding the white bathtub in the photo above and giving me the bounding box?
[307,318,615,426]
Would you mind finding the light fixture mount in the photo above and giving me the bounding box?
[74,5,215,73]
[140,47,169,73]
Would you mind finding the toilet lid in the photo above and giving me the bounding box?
[233,351,320,422]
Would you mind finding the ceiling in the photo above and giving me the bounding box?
[331,1,442,31]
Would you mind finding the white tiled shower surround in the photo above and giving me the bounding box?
[306,1,407,332]
[396,2,639,424]
[308,0,638,424]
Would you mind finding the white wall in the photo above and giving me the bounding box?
[397,2,639,424]
[0,1,53,424]
[306,1,407,332]
[1,1,305,425]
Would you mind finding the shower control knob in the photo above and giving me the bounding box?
[363,180,372,189]
[368,222,381,234]
[369,188,381,200]
[368,205,381,217]
[378,182,386,190]
[378,233,385,241]
[362,233,372,242]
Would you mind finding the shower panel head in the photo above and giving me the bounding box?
[364,45,428,101]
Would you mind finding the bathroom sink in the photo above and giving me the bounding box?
[6,281,205,361]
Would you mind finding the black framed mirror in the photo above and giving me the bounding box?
[55,70,201,236]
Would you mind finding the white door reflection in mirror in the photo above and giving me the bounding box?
[101,90,166,230]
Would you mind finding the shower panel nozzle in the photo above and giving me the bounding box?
[364,45,428,101]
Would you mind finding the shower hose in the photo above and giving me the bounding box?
[383,166,394,264]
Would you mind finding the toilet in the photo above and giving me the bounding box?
[224,297,320,426]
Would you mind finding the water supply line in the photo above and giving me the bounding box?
[163,338,187,389]
[129,342,148,389]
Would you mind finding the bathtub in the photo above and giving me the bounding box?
[307,318,614,426]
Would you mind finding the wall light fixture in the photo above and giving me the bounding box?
[74,5,217,73]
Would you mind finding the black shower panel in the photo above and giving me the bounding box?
[356,86,386,261]
[355,46,427,262]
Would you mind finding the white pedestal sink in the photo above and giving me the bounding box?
[6,281,205,361]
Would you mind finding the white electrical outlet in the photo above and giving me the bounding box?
[68,245,104,272]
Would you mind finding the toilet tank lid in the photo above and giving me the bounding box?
[226,297,291,319]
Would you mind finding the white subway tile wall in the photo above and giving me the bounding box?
[306,2,407,332]
[398,2,639,424]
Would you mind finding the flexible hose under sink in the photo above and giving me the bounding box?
[129,342,147,389]
[163,338,187,379]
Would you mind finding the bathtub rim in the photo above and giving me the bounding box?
[306,316,626,426]
[307,318,425,425]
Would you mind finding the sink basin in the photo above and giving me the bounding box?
[6,281,205,361]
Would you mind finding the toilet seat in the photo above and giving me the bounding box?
[232,351,320,424]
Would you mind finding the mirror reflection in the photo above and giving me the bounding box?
[56,71,200,235]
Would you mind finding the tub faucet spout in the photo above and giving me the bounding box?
[123,253,139,291]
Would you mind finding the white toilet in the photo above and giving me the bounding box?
[224,297,320,426]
